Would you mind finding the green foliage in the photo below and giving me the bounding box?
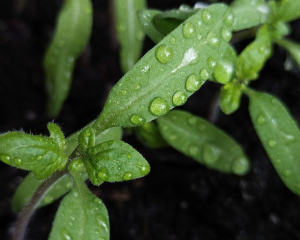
[230,0,269,31]
[220,80,243,115]
[44,0,92,117]
[49,171,110,240]
[275,39,300,69]
[0,123,67,179]
[94,4,234,134]
[269,0,300,23]
[157,110,250,175]
[236,25,272,81]
[114,0,146,73]
[82,140,150,186]
[247,90,300,195]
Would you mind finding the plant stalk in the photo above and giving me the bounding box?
[12,170,67,240]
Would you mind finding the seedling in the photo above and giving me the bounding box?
[1,0,300,239]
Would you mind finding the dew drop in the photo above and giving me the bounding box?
[127,153,132,159]
[172,91,188,106]
[202,144,220,165]
[121,90,127,95]
[149,97,170,116]
[155,44,173,64]
[280,131,295,142]
[73,191,79,198]
[257,114,266,125]
[224,12,234,27]
[232,157,250,175]
[220,27,232,42]
[207,33,221,48]
[66,181,73,189]
[182,22,196,39]
[283,169,292,177]
[134,83,141,90]
[141,65,150,73]
[60,228,72,240]
[207,57,217,70]
[98,167,109,181]
[139,164,150,175]
[123,172,133,180]
[169,35,176,44]
[201,9,213,24]
[43,195,53,204]
[188,117,197,125]
[185,74,203,92]
[189,145,200,157]
[268,139,277,148]
[213,61,235,84]
[94,198,102,205]
[200,68,210,80]
[13,158,23,166]
[130,114,146,125]
[169,134,178,141]
[0,155,11,164]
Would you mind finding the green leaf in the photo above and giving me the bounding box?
[247,90,300,195]
[275,39,300,69]
[157,110,250,175]
[0,129,68,179]
[44,0,93,117]
[82,140,150,185]
[137,10,165,44]
[12,172,73,213]
[269,0,300,23]
[78,127,96,154]
[94,4,234,134]
[153,8,198,35]
[230,0,269,31]
[135,121,168,148]
[66,121,123,156]
[11,123,119,212]
[48,171,109,240]
[48,122,67,151]
[114,0,146,73]
[220,80,243,115]
[236,25,272,81]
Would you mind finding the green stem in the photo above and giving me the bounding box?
[12,170,68,240]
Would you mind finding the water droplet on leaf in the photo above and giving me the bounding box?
[14,158,23,166]
[182,22,196,39]
[98,167,109,181]
[200,69,210,80]
[268,139,277,148]
[257,114,266,125]
[223,12,234,27]
[149,97,170,116]
[185,74,203,92]
[202,144,219,165]
[130,114,146,125]
[123,172,133,180]
[172,91,188,106]
[155,44,173,64]
[232,157,250,175]
[201,9,213,24]
[60,228,72,240]
[220,27,232,42]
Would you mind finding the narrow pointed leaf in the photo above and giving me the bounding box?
[236,25,272,81]
[230,0,269,31]
[48,171,109,240]
[0,131,68,179]
[83,140,150,185]
[137,10,165,44]
[157,110,250,175]
[94,4,234,134]
[114,0,146,73]
[44,0,93,117]
[48,123,67,151]
[220,80,243,115]
[248,90,300,195]
[276,39,300,69]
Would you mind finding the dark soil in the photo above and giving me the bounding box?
[1,0,300,240]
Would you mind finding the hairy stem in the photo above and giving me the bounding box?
[12,170,67,240]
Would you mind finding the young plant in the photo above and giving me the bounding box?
[1,0,300,239]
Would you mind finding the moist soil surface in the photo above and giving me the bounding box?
[1,0,300,240]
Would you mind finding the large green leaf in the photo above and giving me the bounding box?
[157,110,250,175]
[114,0,146,73]
[44,0,93,117]
[230,0,269,31]
[0,123,68,179]
[94,4,234,134]
[48,171,109,240]
[248,90,300,195]
[83,140,150,186]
